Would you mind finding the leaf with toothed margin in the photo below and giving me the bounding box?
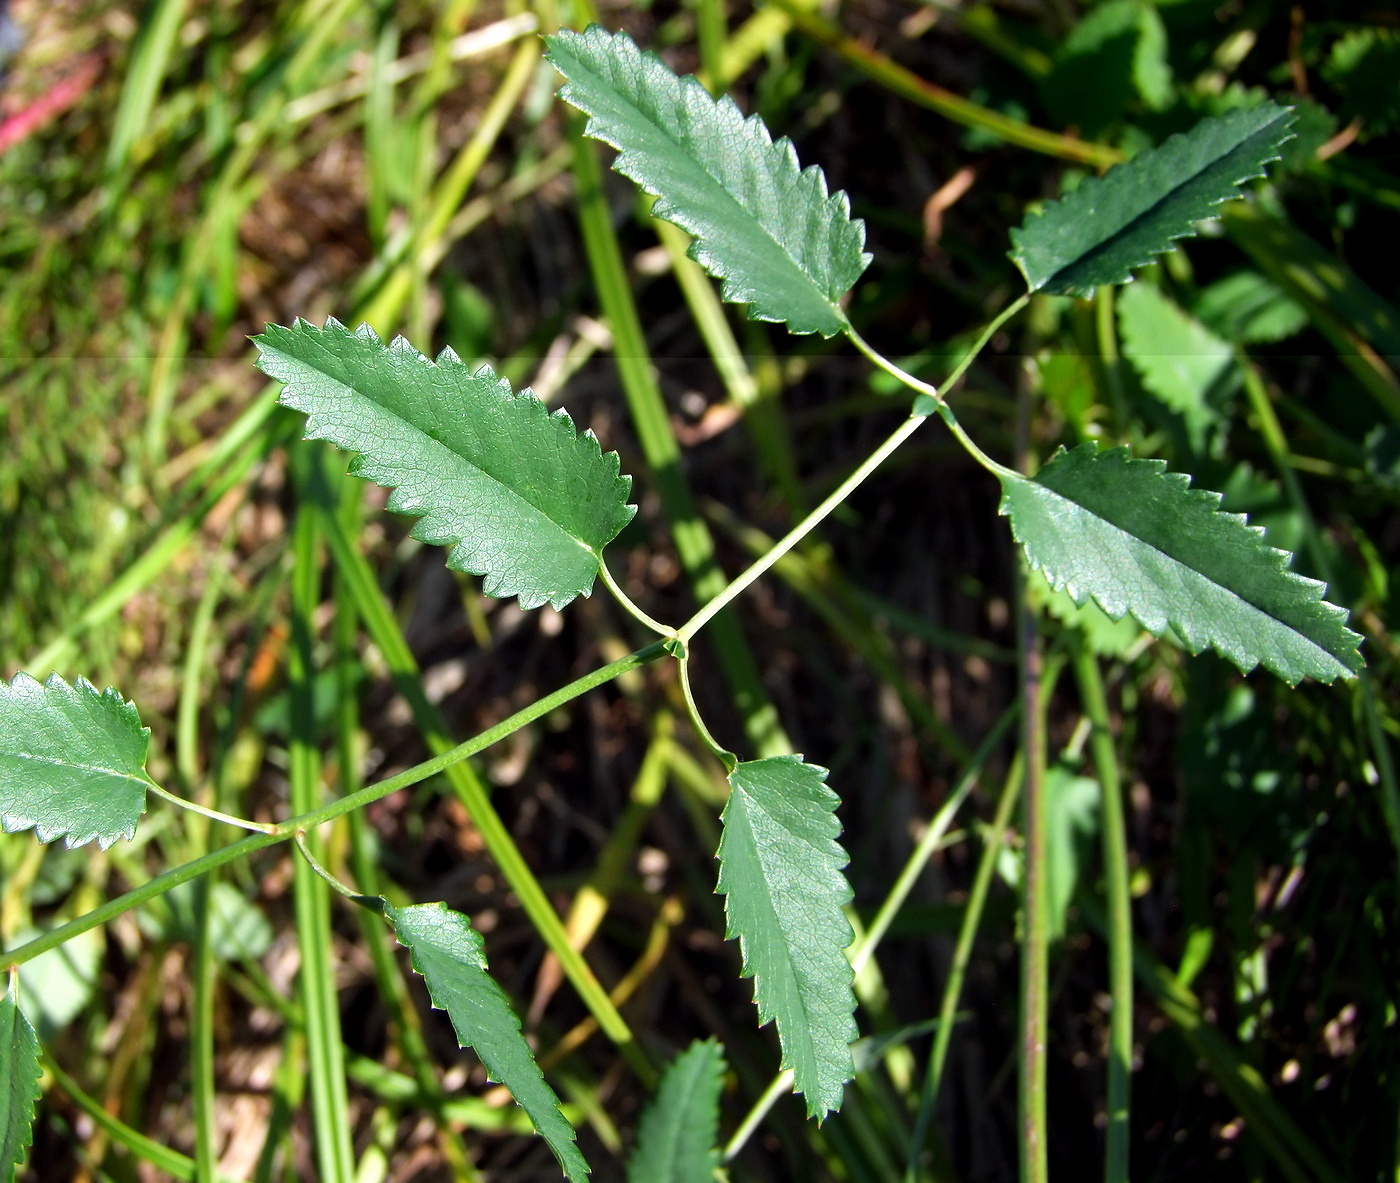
[381,900,589,1181]
[254,317,636,611]
[716,756,856,1119]
[0,983,42,1183]
[998,443,1364,684]
[1010,103,1295,297]
[546,25,870,337]
[627,1038,726,1183]
[0,673,149,850]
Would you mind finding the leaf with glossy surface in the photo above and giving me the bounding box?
[998,444,1363,684]
[0,673,148,849]
[627,1039,726,1183]
[0,987,41,1183]
[1010,104,1295,296]
[382,901,588,1181]
[546,26,869,337]
[716,756,855,1118]
[255,318,635,611]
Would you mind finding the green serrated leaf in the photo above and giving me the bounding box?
[716,756,855,1118]
[546,25,869,337]
[0,986,41,1183]
[254,318,635,611]
[1117,283,1234,451]
[627,1039,726,1183]
[0,673,149,850]
[1029,568,1150,659]
[1192,271,1307,345]
[998,444,1364,684]
[1010,104,1295,297]
[383,900,589,1181]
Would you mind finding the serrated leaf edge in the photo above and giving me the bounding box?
[1000,445,1363,684]
[0,987,42,1177]
[716,755,856,1119]
[1010,103,1296,296]
[384,901,588,1181]
[0,672,150,850]
[254,316,636,611]
[546,26,870,336]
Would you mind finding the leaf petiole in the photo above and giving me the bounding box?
[147,781,277,834]
[598,558,677,639]
[676,654,737,773]
[293,830,372,904]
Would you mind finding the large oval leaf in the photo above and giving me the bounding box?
[547,26,870,337]
[382,900,589,1182]
[0,673,149,849]
[1010,103,1295,297]
[716,756,855,1118]
[998,444,1363,684]
[255,318,636,611]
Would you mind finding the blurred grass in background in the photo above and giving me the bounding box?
[2,0,1398,1179]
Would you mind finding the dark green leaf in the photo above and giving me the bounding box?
[254,318,635,611]
[627,1039,726,1183]
[1010,104,1295,296]
[716,756,855,1118]
[0,988,39,1183]
[383,900,589,1181]
[0,673,148,849]
[546,26,869,337]
[998,444,1363,684]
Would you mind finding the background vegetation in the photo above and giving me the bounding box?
[2,0,1397,1178]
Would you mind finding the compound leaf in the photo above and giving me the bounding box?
[254,318,635,611]
[546,26,869,337]
[998,444,1363,684]
[0,673,149,849]
[716,756,855,1118]
[382,900,589,1181]
[627,1038,726,1183]
[0,985,41,1183]
[1010,103,1295,296]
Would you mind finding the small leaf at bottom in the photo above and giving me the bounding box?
[0,985,42,1182]
[627,1038,726,1183]
[716,756,855,1119]
[383,901,589,1181]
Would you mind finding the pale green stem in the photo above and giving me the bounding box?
[147,782,277,834]
[599,558,677,639]
[723,1070,794,1162]
[1069,636,1133,1182]
[0,640,670,972]
[294,831,367,903]
[676,652,737,772]
[678,412,927,643]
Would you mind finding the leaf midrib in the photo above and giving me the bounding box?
[564,51,841,321]
[0,750,146,785]
[1026,476,1342,666]
[733,785,838,1059]
[308,364,600,561]
[1040,115,1288,291]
